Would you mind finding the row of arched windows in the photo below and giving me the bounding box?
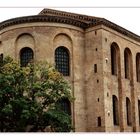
[110,43,140,126]
[20,46,70,76]
[111,42,138,80]
[112,95,132,126]
[20,46,71,115]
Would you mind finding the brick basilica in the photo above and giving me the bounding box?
[0,8,140,132]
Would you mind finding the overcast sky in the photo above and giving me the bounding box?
[0,0,140,36]
[0,6,140,35]
[0,7,140,36]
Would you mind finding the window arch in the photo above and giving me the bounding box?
[136,53,140,82]
[126,97,132,126]
[20,47,34,67]
[112,95,119,125]
[111,42,119,75]
[124,48,132,79]
[55,46,70,76]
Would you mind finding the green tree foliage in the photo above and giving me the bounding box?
[0,57,73,132]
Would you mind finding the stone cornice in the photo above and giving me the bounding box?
[39,8,100,23]
[0,15,88,30]
[0,9,140,42]
[88,18,140,42]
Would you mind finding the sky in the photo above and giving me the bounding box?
[0,0,140,36]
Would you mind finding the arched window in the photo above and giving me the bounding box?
[20,47,34,67]
[57,98,71,115]
[112,95,119,125]
[111,43,119,75]
[126,97,132,126]
[138,100,140,125]
[55,46,70,76]
[136,53,140,82]
[124,48,132,79]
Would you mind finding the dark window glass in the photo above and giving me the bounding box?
[20,47,33,67]
[136,53,140,82]
[55,46,70,76]
[138,100,140,125]
[110,43,120,76]
[94,64,97,73]
[124,51,129,79]
[97,117,101,127]
[126,97,132,126]
[57,98,71,115]
[111,46,117,75]
[112,95,119,125]
[0,53,3,63]
[124,48,132,79]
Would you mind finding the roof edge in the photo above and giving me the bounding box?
[0,15,88,30]
[88,18,140,42]
[0,8,140,42]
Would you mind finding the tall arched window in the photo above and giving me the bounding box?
[111,42,119,75]
[112,95,119,125]
[136,53,140,82]
[124,48,132,79]
[57,98,71,115]
[20,47,34,67]
[126,97,132,126]
[55,46,70,76]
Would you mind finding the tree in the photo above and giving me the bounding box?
[0,57,73,132]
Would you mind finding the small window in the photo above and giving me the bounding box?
[107,92,109,97]
[94,64,97,73]
[95,31,97,35]
[97,117,101,127]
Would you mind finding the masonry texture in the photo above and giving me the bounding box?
[0,8,140,132]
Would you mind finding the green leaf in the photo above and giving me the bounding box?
[0,56,73,132]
